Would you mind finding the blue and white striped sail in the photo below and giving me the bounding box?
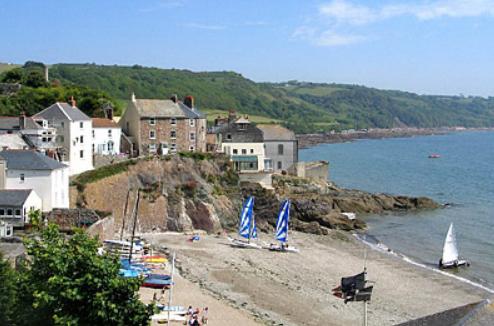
[251,215,258,239]
[239,197,254,239]
[275,200,290,243]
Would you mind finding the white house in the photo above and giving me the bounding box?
[0,189,42,227]
[0,150,69,211]
[33,101,93,175]
[92,118,121,155]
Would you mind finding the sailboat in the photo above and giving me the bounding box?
[266,200,299,253]
[228,196,261,249]
[439,223,470,269]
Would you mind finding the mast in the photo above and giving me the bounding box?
[363,239,368,326]
[128,189,140,264]
[167,252,176,324]
[120,189,130,240]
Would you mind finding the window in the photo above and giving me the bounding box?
[250,149,254,154]
[108,129,112,137]
[239,123,246,130]
[14,209,21,216]
[170,143,177,152]
[92,130,95,138]
[278,144,284,155]
[241,149,247,155]
[80,122,84,129]
[0,209,4,216]
[108,141,114,152]
[190,132,195,141]
[80,135,84,143]
[189,145,195,152]
[226,134,232,140]
[20,173,24,182]
[149,117,156,125]
[59,135,64,143]
[149,130,156,139]
[170,118,177,125]
[170,130,176,139]
[149,144,157,153]
[61,122,64,128]
[189,119,195,127]
[233,149,238,154]
[277,161,282,170]
[80,150,84,158]
[7,209,12,216]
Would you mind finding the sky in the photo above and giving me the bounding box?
[1,0,493,96]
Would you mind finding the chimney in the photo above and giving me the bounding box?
[0,158,5,189]
[103,103,114,120]
[70,96,77,108]
[170,94,178,103]
[228,110,237,123]
[131,92,136,102]
[19,111,26,130]
[184,95,195,109]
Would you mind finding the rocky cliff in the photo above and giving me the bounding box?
[71,155,439,237]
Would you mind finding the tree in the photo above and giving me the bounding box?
[14,224,153,326]
[1,67,23,83]
[0,252,16,325]
[23,70,48,88]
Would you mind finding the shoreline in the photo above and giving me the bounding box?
[144,231,492,326]
[354,232,494,295]
[296,127,494,149]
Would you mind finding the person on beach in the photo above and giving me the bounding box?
[201,307,209,324]
[187,305,194,316]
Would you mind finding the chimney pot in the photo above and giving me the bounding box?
[70,96,77,108]
[170,94,178,103]
[184,95,195,109]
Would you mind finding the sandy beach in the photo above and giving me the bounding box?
[143,230,492,326]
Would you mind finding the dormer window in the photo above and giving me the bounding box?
[149,117,156,126]
[239,123,246,130]
[170,118,177,125]
[226,134,232,140]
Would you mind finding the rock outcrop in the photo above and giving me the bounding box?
[71,155,440,236]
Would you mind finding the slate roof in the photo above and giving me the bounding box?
[0,134,29,149]
[0,189,33,206]
[34,102,91,121]
[131,99,205,119]
[215,121,264,143]
[257,124,296,141]
[92,118,119,128]
[0,150,67,170]
[0,116,43,131]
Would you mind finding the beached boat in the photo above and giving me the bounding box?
[428,153,441,158]
[142,274,173,288]
[265,200,299,253]
[228,196,261,249]
[439,223,470,269]
[150,311,187,322]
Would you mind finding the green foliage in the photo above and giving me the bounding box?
[178,151,214,161]
[0,63,121,118]
[28,209,42,230]
[71,159,137,191]
[0,252,16,325]
[14,224,153,326]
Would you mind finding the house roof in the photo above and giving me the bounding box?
[0,116,43,131]
[215,121,264,143]
[34,102,91,122]
[130,99,205,119]
[0,150,67,170]
[92,118,119,128]
[0,134,29,150]
[0,189,33,206]
[257,124,296,141]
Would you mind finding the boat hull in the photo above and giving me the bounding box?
[228,237,261,249]
[439,259,470,269]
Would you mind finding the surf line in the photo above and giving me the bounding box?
[353,233,494,295]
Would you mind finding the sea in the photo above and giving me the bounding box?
[300,131,494,291]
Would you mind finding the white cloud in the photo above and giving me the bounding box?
[181,23,226,30]
[319,0,494,24]
[295,0,494,46]
[293,26,366,46]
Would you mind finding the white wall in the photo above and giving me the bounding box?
[221,142,266,171]
[93,127,121,155]
[4,167,69,211]
[68,120,94,175]
[23,191,43,223]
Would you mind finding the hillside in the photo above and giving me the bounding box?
[2,62,494,133]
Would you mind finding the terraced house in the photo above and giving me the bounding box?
[119,94,206,156]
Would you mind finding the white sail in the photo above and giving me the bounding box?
[442,223,459,264]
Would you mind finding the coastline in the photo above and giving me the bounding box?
[296,127,494,149]
[144,231,492,326]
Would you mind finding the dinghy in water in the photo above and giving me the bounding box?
[439,223,470,269]
[266,200,299,253]
[229,196,261,249]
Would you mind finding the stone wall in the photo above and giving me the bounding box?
[86,216,115,241]
[289,161,329,181]
[239,172,273,188]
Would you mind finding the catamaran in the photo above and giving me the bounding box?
[266,200,299,253]
[439,223,470,269]
[228,196,261,249]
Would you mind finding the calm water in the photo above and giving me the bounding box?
[300,131,494,289]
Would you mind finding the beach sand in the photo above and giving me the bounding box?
[143,231,492,326]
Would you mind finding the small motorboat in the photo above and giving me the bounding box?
[428,154,441,159]
[439,223,470,269]
[142,274,173,288]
